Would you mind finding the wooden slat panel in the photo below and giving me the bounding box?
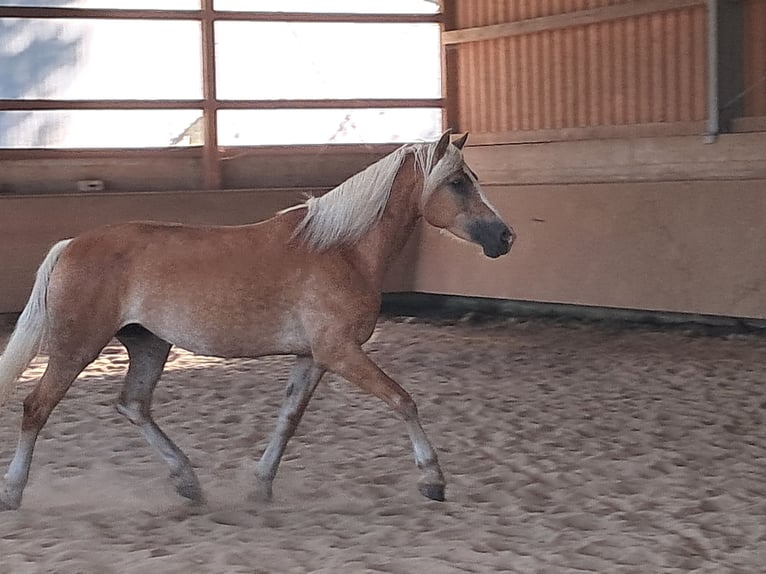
[692,3,707,122]
[449,1,708,134]
[452,0,644,28]
[744,0,766,117]
[574,28,590,127]
[445,0,703,44]
[664,10,679,124]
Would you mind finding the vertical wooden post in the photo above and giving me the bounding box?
[441,0,460,132]
[201,0,221,189]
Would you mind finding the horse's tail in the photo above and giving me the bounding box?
[0,239,72,407]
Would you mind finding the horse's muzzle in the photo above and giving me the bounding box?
[469,220,515,259]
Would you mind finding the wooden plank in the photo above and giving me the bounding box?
[0,99,444,112]
[542,30,554,129]
[212,11,442,24]
[680,7,700,123]
[496,38,510,132]
[529,32,541,129]
[731,116,766,132]
[0,147,203,161]
[587,24,599,126]
[693,5,707,122]
[464,131,766,185]
[465,121,708,146]
[0,7,201,20]
[442,0,703,45]
[201,0,220,190]
[519,35,531,130]
[441,0,457,130]
[0,6,441,24]
[637,15,652,124]
[509,36,522,130]
[665,11,679,122]
[563,28,576,127]
[0,142,399,161]
[216,99,445,110]
[575,26,588,126]
[600,21,613,126]
[0,100,203,111]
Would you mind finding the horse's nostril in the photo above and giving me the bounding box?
[501,227,512,243]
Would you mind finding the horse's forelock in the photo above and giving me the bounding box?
[416,141,465,201]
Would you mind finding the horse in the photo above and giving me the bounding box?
[0,130,514,510]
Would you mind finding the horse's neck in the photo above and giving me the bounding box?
[349,158,422,289]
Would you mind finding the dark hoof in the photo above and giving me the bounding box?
[0,487,21,511]
[418,483,445,502]
[0,499,19,511]
[175,479,205,505]
[250,481,273,503]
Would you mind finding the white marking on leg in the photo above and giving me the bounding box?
[1,430,38,508]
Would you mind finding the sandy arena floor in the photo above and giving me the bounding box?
[1,316,765,573]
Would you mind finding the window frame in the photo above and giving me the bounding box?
[0,1,444,188]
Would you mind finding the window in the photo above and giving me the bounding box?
[0,1,442,186]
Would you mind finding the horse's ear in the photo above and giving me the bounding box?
[453,132,469,150]
[433,129,452,163]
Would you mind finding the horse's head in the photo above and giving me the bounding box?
[420,130,515,259]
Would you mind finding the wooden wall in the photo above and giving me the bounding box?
[0,187,419,313]
[0,146,398,195]
[431,0,766,320]
[410,132,766,320]
[3,0,766,320]
[445,0,766,136]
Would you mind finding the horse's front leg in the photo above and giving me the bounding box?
[315,343,445,501]
[255,356,325,502]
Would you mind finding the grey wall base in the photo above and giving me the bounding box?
[381,293,766,333]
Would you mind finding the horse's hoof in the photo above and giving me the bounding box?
[0,493,20,511]
[174,480,205,505]
[250,481,273,503]
[418,483,446,502]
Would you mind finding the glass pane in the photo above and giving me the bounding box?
[216,22,440,100]
[0,1,199,7]
[0,19,201,99]
[0,109,202,147]
[214,0,438,14]
[218,108,442,145]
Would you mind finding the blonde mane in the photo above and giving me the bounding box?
[292,139,464,250]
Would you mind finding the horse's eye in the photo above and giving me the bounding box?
[450,179,464,188]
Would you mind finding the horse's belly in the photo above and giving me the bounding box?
[135,312,311,358]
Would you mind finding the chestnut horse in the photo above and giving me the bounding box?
[0,131,514,510]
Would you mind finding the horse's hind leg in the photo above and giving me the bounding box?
[255,356,325,501]
[115,327,203,504]
[1,357,89,510]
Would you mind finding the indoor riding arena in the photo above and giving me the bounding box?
[1,1,765,573]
